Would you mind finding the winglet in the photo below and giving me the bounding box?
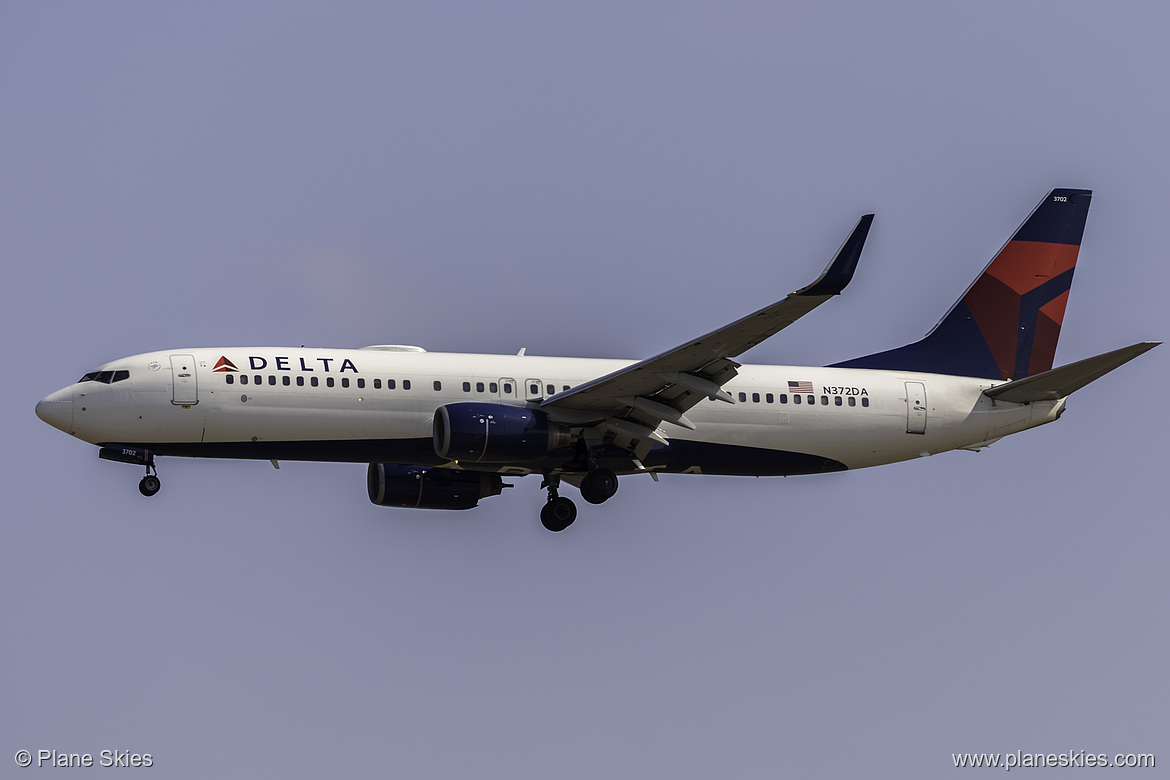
[793,214,874,297]
[983,342,1159,403]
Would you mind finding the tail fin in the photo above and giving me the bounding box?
[831,189,1092,380]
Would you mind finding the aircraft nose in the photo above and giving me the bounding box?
[36,388,74,433]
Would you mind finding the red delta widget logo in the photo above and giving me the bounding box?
[213,355,359,373]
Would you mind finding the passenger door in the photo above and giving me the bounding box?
[905,381,926,434]
[170,354,199,406]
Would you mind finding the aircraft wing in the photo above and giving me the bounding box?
[540,215,873,446]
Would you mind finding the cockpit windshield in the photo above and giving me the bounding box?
[79,370,130,384]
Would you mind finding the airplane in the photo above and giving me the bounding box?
[36,189,1158,531]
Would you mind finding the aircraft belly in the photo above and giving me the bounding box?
[148,437,444,464]
[689,410,899,469]
[643,439,846,476]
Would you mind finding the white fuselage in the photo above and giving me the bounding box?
[36,346,1062,476]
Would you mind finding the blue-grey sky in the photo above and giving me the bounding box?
[4,3,1167,777]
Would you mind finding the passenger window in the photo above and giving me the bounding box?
[503,382,512,394]
[240,375,248,385]
[563,385,570,392]
[268,376,276,386]
[327,377,335,388]
[848,396,856,407]
[225,374,234,384]
[357,378,365,389]
[766,393,774,403]
[476,382,485,392]
[434,381,442,391]
[861,397,869,408]
[387,379,396,390]
[282,376,290,386]
[341,378,350,388]
[820,395,828,405]
[374,379,382,389]
[779,393,787,404]
[752,392,760,403]
[297,376,305,387]
[834,396,842,406]
[794,394,802,404]
[463,382,471,392]
[311,377,319,387]
[738,392,747,402]
[254,375,262,385]
[547,384,555,395]
[489,382,498,393]
[403,380,411,390]
[529,383,539,395]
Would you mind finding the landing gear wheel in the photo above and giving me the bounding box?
[540,496,577,532]
[139,475,161,497]
[580,467,619,505]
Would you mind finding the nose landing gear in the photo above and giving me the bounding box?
[139,473,161,497]
[98,445,161,497]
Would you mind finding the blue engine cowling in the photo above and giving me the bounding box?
[433,402,572,463]
[367,464,505,510]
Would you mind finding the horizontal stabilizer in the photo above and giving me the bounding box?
[983,342,1159,403]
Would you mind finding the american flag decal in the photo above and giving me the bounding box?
[788,380,814,394]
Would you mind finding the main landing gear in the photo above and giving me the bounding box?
[579,467,619,505]
[540,475,577,532]
[539,468,620,532]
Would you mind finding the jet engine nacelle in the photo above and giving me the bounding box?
[367,463,505,510]
[433,402,572,463]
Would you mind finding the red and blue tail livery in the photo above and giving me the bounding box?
[832,189,1091,380]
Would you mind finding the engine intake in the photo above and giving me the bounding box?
[367,464,506,510]
[433,403,572,463]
